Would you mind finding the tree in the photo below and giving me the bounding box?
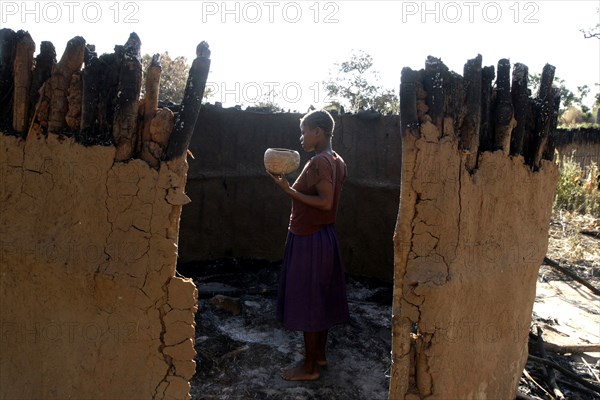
[323,50,399,114]
[141,52,190,104]
[247,89,285,112]
[580,7,600,39]
[529,75,599,126]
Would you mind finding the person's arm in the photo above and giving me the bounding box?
[267,172,334,210]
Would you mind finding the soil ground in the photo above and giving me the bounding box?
[182,211,599,400]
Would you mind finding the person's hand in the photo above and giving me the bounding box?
[267,170,291,193]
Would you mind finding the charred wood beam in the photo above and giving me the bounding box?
[535,325,565,399]
[532,64,556,169]
[543,91,561,162]
[423,56,447,133]
[97,46,124,143]
[443,70,465,137]
[164,41,211,161]
[543,256,600,295]
[460,55,482,170]
[47,36,86,135]
[139,54,172,168]
[0,28,17,132]
[112,33,143,161]
[528,355,600,394]
[400,67,419,136]
[80,44,103,145]
[478,65,495,152]
[510,63,529,156]
[493,58,515,155]
[12,31,35,134]
[28,41,56,129]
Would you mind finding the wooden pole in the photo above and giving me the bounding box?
[423,56,447,134]
[461,55,482,170]
[12,31,35,134]
[478,65,495,152]
[510,63,529,156]
[0,28,17,131]
[164,41,211,161]
[112,33,143,161]
[532,64,556,169]
[47,36,86,134]
[493,58,515,155]
[28,41,56,129]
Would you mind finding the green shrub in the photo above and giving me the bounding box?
[553,152,600,217]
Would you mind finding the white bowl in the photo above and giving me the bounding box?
[264,148,300,175]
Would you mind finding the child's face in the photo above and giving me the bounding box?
[300,124,319,152]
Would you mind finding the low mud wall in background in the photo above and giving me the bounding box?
[178,108,598,281]
[179,105,402,280]
[553,127,600,167]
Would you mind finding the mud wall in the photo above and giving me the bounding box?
[179,105,401,280]
[0,30,210,399]
[553,127,600,167]
[390,57,560,399]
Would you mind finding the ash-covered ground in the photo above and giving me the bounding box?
[179,259,393,400]
[179,250,600,400]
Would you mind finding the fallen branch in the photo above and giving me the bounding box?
[556,377,600,398]
[580,230,600,238]
[528,354,600,394]
[536,326,565,399]
[581,356,600,382]
[522,368,555,400]
[543,256,600,296]
[543,342,600,354]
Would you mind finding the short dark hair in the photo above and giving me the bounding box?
[300,110,335,137]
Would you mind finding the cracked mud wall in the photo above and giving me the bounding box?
[0,30,210,400]
[389,57,560,399]
[0,133,198,399]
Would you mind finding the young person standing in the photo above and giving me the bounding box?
[267,109,350,381]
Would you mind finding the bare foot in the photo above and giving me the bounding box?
[280,365,320,381]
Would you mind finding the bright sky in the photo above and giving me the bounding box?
[2,0,599,111]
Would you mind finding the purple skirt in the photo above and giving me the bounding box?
[276,225,350,332]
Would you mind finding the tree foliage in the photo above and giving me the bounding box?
[580,7,600,39]
[528,74,599,126]
[323,50,399,114]
[141,52,190,104]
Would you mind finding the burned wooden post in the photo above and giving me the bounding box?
[460,55,482,170]
[510,63,529,156]
[112,33,143,161]
[479,65,495,152]
[12,31,35,134]
[28,41,56,129]
[138,54,175,168]
[79,44,102,144]
[164,41,211,161]
[391,56,560,400]
[423,56,446,135]
[46,36,86,135]
[65,71,82,132]
[493,58,516,154]
[0,28,17,131]
[96,46,125,143]
[141,54,162,145]
[532,64,557,170]
[399,67,419,136]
